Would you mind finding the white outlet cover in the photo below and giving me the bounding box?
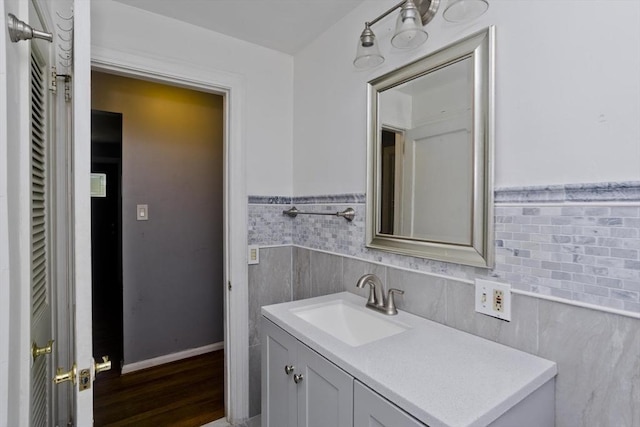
[248,245,259,265]
[475,279,511,321]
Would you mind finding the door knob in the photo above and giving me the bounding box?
[54,364,76,385]
[284,365,295,375]
[293,373,304,384]
[32,339,54,360]
[95,356,112,374]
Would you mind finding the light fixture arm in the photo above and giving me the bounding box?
[367,0,407,27]
[365,0,440,28]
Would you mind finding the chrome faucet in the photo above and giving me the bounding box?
[356,274,404,315]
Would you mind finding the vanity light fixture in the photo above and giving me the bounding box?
[391,0,428,49]
[354,23,385,69]
[443,0,489,23]
[353,0,489,69]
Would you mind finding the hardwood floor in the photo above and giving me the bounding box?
[93,350,225,426]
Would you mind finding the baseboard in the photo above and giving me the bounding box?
[122,341,224,375]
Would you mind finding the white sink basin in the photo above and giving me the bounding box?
[290,299,409,346]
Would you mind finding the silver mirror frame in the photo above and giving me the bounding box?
[366,26,495,268]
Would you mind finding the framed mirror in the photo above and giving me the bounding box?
[366,26,495,268]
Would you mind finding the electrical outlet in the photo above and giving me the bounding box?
[248,245,259,265]
[475,279,511,321]
[494,289,504,312]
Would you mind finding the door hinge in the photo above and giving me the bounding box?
[63,76,72,102]
[228,281,232,291]
[51,66,72,101]
[49,66,57,93]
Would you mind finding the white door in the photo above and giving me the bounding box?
[23,0,96,424]
[28,1,56,424]
[33,0,96,422]
[401,114,473,244]
[70,0,95,424]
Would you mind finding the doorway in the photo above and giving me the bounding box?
[91,110,124,369]
[90,72,226,425]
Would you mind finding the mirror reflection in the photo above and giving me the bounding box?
[378,57,473,244]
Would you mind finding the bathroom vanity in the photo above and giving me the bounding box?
[261,292,556,427]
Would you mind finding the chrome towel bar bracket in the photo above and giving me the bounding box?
[283,206,356,222]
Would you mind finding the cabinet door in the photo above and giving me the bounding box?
[354,381,427,427]
[262,318,298,427]
[297,344,353,427]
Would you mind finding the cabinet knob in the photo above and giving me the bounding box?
[284,365,295,375]
[293,373,304,384]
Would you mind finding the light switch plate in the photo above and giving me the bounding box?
[475,279,511,321]
[137,204,148,221]
[248,245,259,265]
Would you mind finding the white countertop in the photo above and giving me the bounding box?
[262,292,557,427]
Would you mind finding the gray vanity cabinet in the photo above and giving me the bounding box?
[354,381,427,427]
[262,318,353,427]
[297,342,353,427]
[262,318,298,427]
[263,293,557,427]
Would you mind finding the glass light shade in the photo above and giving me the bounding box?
[391,0,428,49]
[443,0,489,23]
[353,26,384,69]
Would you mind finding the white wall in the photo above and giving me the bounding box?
[293,0,640,195]
[91,0,294,196]
[411,78,470,126]
[380,89,412,129]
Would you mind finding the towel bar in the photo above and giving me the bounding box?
[282,206,355,222]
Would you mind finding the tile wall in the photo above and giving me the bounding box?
[246,182,640,425]
[495,205,640,312]
[249,182,640,312]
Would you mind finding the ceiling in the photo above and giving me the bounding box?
[113,0,365,55]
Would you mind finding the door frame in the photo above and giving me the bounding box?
[89,46,250,423]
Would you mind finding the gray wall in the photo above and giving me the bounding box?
[248,246,640,425]
[92,72,224,363]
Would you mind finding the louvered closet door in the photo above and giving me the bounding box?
[30,3,55,425]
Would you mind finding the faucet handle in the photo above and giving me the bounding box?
[385,288,405,315]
